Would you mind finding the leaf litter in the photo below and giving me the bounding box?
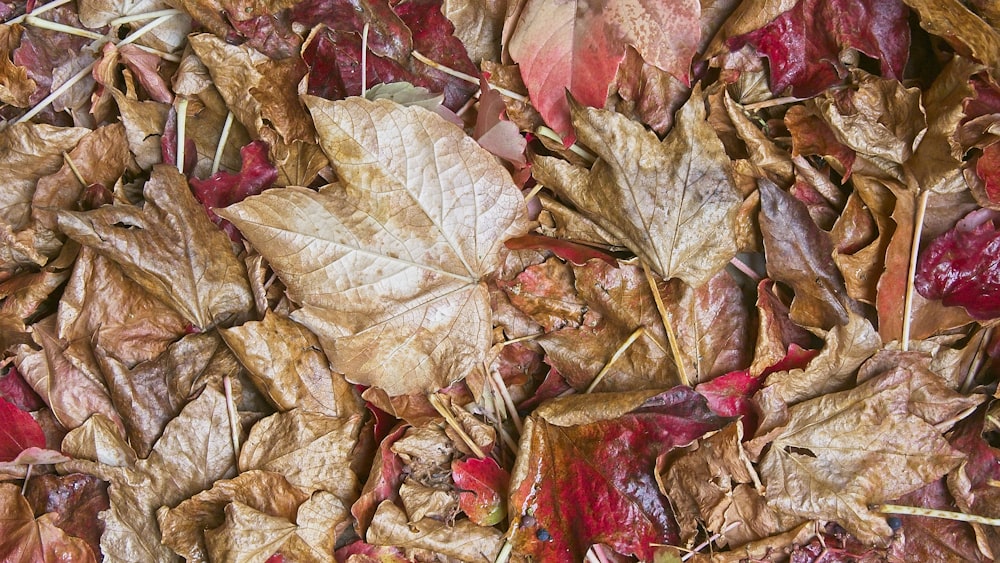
[2,0,1000,561]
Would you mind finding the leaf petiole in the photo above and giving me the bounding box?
[642,262,690,387]
[23,15,104,40]
[876,504,1000,526]
[7,0,72,25]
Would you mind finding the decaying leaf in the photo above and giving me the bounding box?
[219,96,529,395]
[0,483,97,563]
[368,500,502,561]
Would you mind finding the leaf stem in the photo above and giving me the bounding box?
[411,50,529,104]
[681,522,741,561]
[642,262,690,387]
[7,0,72,25]
[585,327,645,393]
[211,111,235,175]
[23,15,104,40]
[901,189,930,352]
[223,375,241,470]
[176,97,189,173]
[360,22,370,97]
[534,126,596,162]
[428,394,487,458]
[490,366,523,434]
[729,255,761,282]
[742,95,809,112]
[875,504,1000,526]
[494,538,513,563]
[63,151,89,186]
[20,464,32,495]
[108,8,184,26]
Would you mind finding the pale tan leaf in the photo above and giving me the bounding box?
[533,93,741,286]
[754,367,966,544]
[220,311,362,418]
[56,165,254,330]
[204,502,298,563]
[399,479,458,522]
[158,470,309,562]
[0,483,96,563]
[60,388,237,563]
[110,89,169,171]
[59,413,135,469]
[219,97,529,395]
[367,500,502,561]
[239,409,363,504]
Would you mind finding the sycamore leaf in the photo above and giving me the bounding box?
[55,165,254,330]
[532,93,741,286]
[60,388,237,563]
[219,97,529,395]
[752,365,968,544]
[729,0,910,97]
[902,0,1000,72]
[23,473,109,560]
[507,387,729,561]
[0,396,44,462]
[368,500,502,561]
[189,140,278,241]
[506,0,700,139]
[0,483,97,563]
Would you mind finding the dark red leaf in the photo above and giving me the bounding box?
[0,396,46,462]
[729,0,910,97]
[0,366,45,412]
[915,208,1000,320]
[893,479,984,561]
[509,387,730,561]
[504,234,619,267]
[24,473,110,559]
[452,456,509,526]
[189,140,278,241]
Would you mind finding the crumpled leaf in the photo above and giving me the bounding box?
[452,456,509,527]
[0,483,97,563]
[758,178,859,329]
[902,0,1000,72]
[916,208,1000,320]
[506,0,699,139]
[893,479,986,562]
[188,140,278,241]
[0,25,36,107]
[0,396,44,462]
[728,0,910,97]
[946,408,1000,560]
[220,311,362,417]
[239,409,363,504]
[60,387,237,563]
[56,165,254,330]
[219,96,529,395]
[157,470,309,562]
[534,260,676,392]
[368,500,502,561]
[23,473,109,560]
[751,363,969,544]
[507,387,729,561]
[533,93,741,286]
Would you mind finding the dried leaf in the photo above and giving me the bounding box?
[220,311,362,417]
[219,97,529,395]
[0,483,96,563]
[536,94,740,286]
[23,473,109,559]
[56,165,254,330]
[368,500,502,561]
[753,366,967,544]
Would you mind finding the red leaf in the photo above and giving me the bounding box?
[915,208,1000,320]
[0,397,45,462]
[509,387,729,561]
[729,0,910,97]
[507,0,699,140]
[504,234,619,267]
[975,142,1000,207]
[452,457,509,526]
[0,366,45,412]
[189,140,278,241]
[24,473,110,560]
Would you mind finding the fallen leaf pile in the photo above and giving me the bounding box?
[3,0,1000,561]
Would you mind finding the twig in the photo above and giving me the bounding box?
[901,189,930,352]
[428,394,487,459]
[585,327,645,393]
[642,262,690,387]
[211,111,235,175]
[876,504,1000,526]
